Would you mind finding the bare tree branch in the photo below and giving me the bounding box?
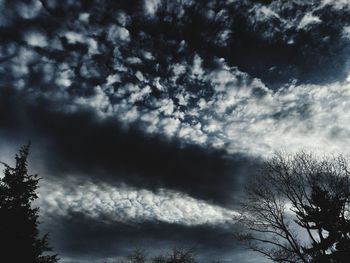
[236,152,350,262]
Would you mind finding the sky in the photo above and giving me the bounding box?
[1,0,350,262]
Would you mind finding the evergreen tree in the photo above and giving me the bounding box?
[0,144,58,263]
[299,184,350,262]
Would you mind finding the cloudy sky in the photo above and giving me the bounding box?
[1,0,350,262]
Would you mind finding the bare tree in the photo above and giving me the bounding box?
[118,248,197,263]
[236,152,350,263]
[151,248,197,263]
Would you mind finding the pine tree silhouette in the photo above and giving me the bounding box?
[0,144,58,263]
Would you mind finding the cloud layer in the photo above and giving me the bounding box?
[39,177,238,226]
[91,62,350,156]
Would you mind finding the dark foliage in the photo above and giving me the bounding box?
[0,144,58,262]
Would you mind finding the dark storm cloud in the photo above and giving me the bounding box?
[0,87,258,205]
[2,0,350,90]
[41,216,262,263]
[129,0,350,87]
[2,0,350,97]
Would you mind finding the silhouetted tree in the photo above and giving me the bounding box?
[0,144,58,262]
[236,152,350,263]
[119,248,197,263]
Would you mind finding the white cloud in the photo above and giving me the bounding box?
[55,63,74,88]
[144,0,162,16]
[128,85,151,103]
[78,13,90,23]
[135,71,145,82]
[16,0,42,19]
[64,31,85,44]
[106,74,121,85]
[298,12,321,29]
[321,0,350,9]
[191,54,204,78]
[176,93,189,106]
[254,5,281,21]
[39,178,238,226]
[157,99,175,115]
[116,11,129,27]
[107,25,130,43]
[75,86,113,116]
[142,51,154,60]
[343,26,350,40]
[159,117,181,137]
[24,31,48,47]
[60,31,99,54]
[171,63,187,83]
[126,57,142,64]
